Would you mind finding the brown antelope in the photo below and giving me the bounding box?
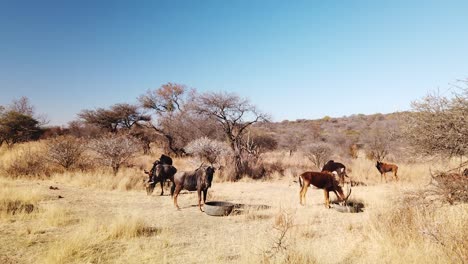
[299,171,351,208]
[375,161,398,182]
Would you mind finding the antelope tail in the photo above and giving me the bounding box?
[299,175,303,188]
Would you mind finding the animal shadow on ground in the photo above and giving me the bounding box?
[331,200,365,213]
[230,203,272,216]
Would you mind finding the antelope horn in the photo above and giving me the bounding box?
[344,183,352,202]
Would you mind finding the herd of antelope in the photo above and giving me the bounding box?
[144,154,399,211]
[299,160,398,208]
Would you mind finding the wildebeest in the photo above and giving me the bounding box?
[322,160,348,185]
[375,161,398,182]
[144,154,175,195]
[299,171,351,208]
[172,165,215,211]
[158,154,173,166]
[145,164,177,195]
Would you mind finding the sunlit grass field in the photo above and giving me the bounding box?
[0,142,466,263]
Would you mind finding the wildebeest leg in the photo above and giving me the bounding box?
[170,183,175,196]
[197,189,203,212]
[202,189,208,204]
[323,190,330,208]
[173,185,183,210]
[160,180,164,196]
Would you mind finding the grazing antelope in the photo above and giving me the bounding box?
[299,171,351,208]
[375,161,398,182]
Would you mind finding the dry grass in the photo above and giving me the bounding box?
[42,214,161,264]
[0,143,467,264]
[0,179,43,218]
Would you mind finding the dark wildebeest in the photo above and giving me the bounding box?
[375,161,398,182]
[299,171,351,208]
[145,164,177,196]
[158,154,173,166]
[171,165,215,211]
[144,154,175,195]
[322,160,348,185]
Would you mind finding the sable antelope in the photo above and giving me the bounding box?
[322,160,348,185]
[172,165,215,212]
[375,161,398,182]
[299,171,351,208]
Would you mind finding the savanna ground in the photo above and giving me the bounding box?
[0,145,467,264]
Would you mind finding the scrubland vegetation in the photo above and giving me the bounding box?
[0,81,466,263]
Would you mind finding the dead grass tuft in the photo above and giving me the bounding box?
[0,185,42,217]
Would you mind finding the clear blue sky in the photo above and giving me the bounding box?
[1,0,467,125]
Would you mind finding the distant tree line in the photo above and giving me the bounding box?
[2,79,466,178]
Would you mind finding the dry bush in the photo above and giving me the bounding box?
[46,135,86,170]
[366,202,467,263]
[185,137,232,164]
[429,171,468,204]
[88,134,141,175]
[301,142,333,169]
[2,145,52,178]
[404,84,467,160]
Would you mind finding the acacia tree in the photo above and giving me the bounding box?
[192,92,269,180]
[138,83,190,155]
[0,111,42,147]
[78,103,150,133]
[404,82,468,161]
[138,83,222,155]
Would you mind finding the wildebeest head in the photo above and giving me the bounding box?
[145,181,156,195]
[203,166,215,188]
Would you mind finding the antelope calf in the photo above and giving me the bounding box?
[375,161,398,182]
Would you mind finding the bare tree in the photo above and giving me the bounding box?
[47,135,85,169]
[9,96,34,116]
[88,133,141,174]
[241,131,278,157]
[192,92,269,180]
[185,137,232,164]
[302,142,333,169]
[139,83,222,155]
[404,82,468,161]
[361,119,400,161]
